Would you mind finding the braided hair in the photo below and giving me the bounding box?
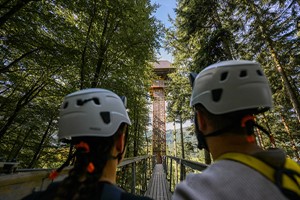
[53,123,127,200]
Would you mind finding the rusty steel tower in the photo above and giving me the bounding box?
[150,60,174,163]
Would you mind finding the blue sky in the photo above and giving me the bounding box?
[150,0,177,62]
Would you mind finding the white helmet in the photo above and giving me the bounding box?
[190,60,273,114]
[58,88,131,140]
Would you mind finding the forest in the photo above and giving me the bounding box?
[0,0,299,170]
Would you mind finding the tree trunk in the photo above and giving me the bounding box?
[211,1,234,60]
[133,104,139,157]
[80,7,95,89]
[262,113,276,148]
[280,114,300,160]
[179,114,185,159]
[0,0,33,27]
[179,114,186,180]
[269,48,300,123]
[145,130,149,155]
[91,9,110,87]
[0,48,39,74]
[11,129,31,161]
[0,83,45,139]
[173,120,178,184]
[27,118,53,168]
[249,1,300,123]
[256,128,265,149]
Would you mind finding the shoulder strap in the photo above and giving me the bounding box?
[218,153,300,199]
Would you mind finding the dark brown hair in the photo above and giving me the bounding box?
[54,123,127,200]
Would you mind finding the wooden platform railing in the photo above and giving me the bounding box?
[116,155,155,195]
[163,156,208,192]
[0,155,155,200]
[0,162,19,174]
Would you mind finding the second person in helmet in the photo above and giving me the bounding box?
[172,60,300,200]
[22,88,152,200]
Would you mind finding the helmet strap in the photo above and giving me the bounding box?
[203,115,275,145]
[204,124,236,138]
[240,115,275,145]
[253,123,275,145]
[203,115,254,141]
[108,152,123,162]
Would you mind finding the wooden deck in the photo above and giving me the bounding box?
[145,164,172,200]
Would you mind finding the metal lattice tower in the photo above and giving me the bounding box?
[150,61,174,163]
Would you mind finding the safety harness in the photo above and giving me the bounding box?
[218,152,300,200]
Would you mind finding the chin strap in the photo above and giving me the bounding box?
[108,149,125,162]
[241,115,275,145]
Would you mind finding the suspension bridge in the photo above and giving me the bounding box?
[0,156,208,200]
[0,61,210,200]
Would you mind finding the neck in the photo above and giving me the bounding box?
[206,133,263,160]
[99,158,118,184]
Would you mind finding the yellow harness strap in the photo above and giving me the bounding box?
[217,153,300,196]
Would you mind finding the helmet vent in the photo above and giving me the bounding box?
[92,98,100,105]
[220,72,228,81]
[77,98,100,106]
[212,89,223,102]
[100,112,111,124]
[240,70,247,77]
[63,102,68,109]
[77,99,84,106]
[256,70,263,76]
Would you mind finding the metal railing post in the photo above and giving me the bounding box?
[180,160,183,181]
[180,163,186,181]
[143,158,147,193]
[131,162,136,194]
[170,158,173,192]
[152,155,156,169]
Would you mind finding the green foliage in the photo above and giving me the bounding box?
[0,0,162,168]
[166,65,192,123]
[166,0,300,160]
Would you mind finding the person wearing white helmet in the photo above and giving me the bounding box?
[172,60,300,200]
[22,88,152,200]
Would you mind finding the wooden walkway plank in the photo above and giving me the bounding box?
[145,164,172,200]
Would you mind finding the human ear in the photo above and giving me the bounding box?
[116,133,126,153]
[196,110,207,132]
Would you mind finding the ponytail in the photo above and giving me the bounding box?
[53,123,127,200]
